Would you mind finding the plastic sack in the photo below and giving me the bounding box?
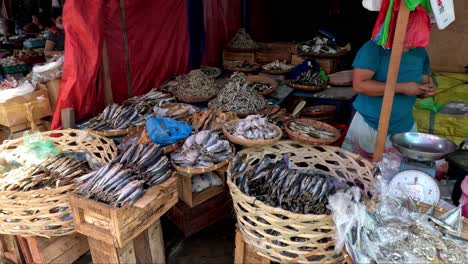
[363,0,383,11]
[0,81,34,103]
[404,5,431,48]
[23,132,60,159]
[146,117,191,146]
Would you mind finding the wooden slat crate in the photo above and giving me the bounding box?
[177,167,226,208]
[255,52,292,64]
[291,54,339,74]
[0,234,24,264]
[258,42,298,54]
[223,49,256,62]
[16,233,88,264]
[87,220,165,264]
[234,230,271,264]
[166,189,233,237]
[69,174,178,248]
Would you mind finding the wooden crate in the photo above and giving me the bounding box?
[0,119,50,141]
[87,220,165,264]
[16,233,88,264]
[166,189,233,237]
[177,168,226,208]
[223,49,255,62]
[0,235,24,264]
[234,230,271,264]
[69,174,178,248]
[255,52,292,64]
[291,54,339,74]
[258,42,298,54]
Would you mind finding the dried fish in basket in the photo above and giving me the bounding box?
[261,60,295,74]
[171,130,234,173]
[169,69,220,101]
[153,103,199,124]
[208,72,267,116]
[223,61,261,73]
[258,105,292,126]
[246,75,277,96]
[223,115,282,146]
[285,119,340,145]
[226,28,259,51]
[192,109,239,132]
[76,143,173,208]
[200,65,222,79]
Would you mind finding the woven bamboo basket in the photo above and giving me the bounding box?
[328,70,353,86]
[227,141,376,263]
[222,120,282,147]
[246,75,278,96]
[287,81,325,92]
[200,66,222,79]
[90,125,145,137]
[0,129,118,237]
[171,145,235,175]
[138,129,183,155]
[301,105,337,122]
[285,119,341,145]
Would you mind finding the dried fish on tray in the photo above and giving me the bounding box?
[208,72,267,116]
[171,130,234,170]
[225,115,279,140]
[230,154,336,214]
[227,28,259,50]
[0,154,91,192]
[76,143,172,208]
[192,109,239,132]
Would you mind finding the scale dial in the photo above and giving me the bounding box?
[388,170,440,205]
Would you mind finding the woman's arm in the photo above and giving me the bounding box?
[44,40,63,56]
[353,69,432,96]
[418,75,437,98]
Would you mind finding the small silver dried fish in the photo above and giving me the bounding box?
[227,28,259,49]
[228,115,278,140]
[170,69,219,97]
[288,121,335,139]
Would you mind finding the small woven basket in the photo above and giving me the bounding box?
[227,141,376,263]
[222,121,282,147]
[301,105,337,122]
[246,75,278,96]
[328,70,353,86]
[0,129,118,237]
[285,119,341,145]
[288,81,325,92]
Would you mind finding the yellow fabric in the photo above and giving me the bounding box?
[413,72,468,144]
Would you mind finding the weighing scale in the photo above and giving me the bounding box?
[388,132,457,204]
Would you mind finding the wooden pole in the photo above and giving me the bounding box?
[102,41,113,105]
[373,1,410,162]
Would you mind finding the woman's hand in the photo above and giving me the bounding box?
[398,82,434,96]
[417,83,437,98]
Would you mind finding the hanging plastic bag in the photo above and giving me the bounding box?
[404,5,431,48]
[363,0,383,11]
[430,0,455,30]
[146,117,191,146]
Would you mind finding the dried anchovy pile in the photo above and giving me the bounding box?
[76,143,172,208]
[171,70,219,97]
[0,155,91,191]
[227,28,259,49]
[200,66,221,79]
[291,70,327,86]
[230,155,336,214]
[208,72,267,115]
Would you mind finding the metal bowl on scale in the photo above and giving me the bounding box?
[390,132,457,161]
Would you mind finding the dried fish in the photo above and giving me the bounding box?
[288,121,336,139]
[171,130,233,169]
[291,69,327,87]
[262,60,294,72]
[200,66,222,79]
[223,61,260,71]
[208,72,267,115]
[249,82,272,94]
[170,70,219,97]
[300,37,340,55]
[76,143,172,208]
[191,109,239,132]
[227,115,278,140]
[153,103,197,124]
[227,29,259,50]
[229,155,336,214]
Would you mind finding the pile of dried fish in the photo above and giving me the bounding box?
[82,90,175,131]
[172,130,233,169]
[208,72,267,115]
[230,155,336,214]
[259,105,292,125]
[0,77,18,90]
[249,81,272,94]
[192,109,238,132]
[291,70,327,87]
[76,143,172,207]
[192,172,223,193]
[227,29,259,50]
[262,60,294,72]
[300,37,340,55]
[223,61,260,71]
[200,66,222,79]
[227,115,278,140]
[0,155,91,191]
[288,121,336,139]
[170,70,219,98]
[153,103,197,124]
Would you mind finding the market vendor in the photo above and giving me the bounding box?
[44,12,65,57]
[341,40,436,159]
[22,14,46,34]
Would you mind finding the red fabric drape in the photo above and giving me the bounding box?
[202,0,242,66]
[51,0,105,129]
[52,0,190,129]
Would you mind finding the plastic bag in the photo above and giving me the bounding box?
[363,0,383,11]
[374,152,401,181]
[23,132,60,159]
[0,81,34,103]
[146,117,191,146]
[404,5,431,48]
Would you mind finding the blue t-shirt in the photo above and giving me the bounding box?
[352,40,430,134]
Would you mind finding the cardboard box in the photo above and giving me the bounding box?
[0,88,52,127]
[37,79,60,112]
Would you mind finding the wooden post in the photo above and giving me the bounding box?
[373,1,410,162]
[102,42,113,105]
[61,108,75,129]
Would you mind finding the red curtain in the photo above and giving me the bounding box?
[202,0,242,66]
[52,0,190,129]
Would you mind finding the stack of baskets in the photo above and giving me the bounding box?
[227,141,376,263]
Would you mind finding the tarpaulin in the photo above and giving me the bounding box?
[188,0,205,69]
[202,0,242,66]
[52,0,190,129]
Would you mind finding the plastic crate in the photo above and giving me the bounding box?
[1,64,30,74]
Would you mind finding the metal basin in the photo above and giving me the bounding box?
[390,132,457,161]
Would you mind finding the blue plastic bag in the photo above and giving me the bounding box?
[291,58,320,80]
[146,117,192,146]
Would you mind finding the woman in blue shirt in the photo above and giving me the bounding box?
[341,40,436,159]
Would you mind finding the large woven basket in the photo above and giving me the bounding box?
[222,120,282,147]
[227,141,376,263]
[285,119,341,145]
[0,129,118,237]
[246,75,278,96]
